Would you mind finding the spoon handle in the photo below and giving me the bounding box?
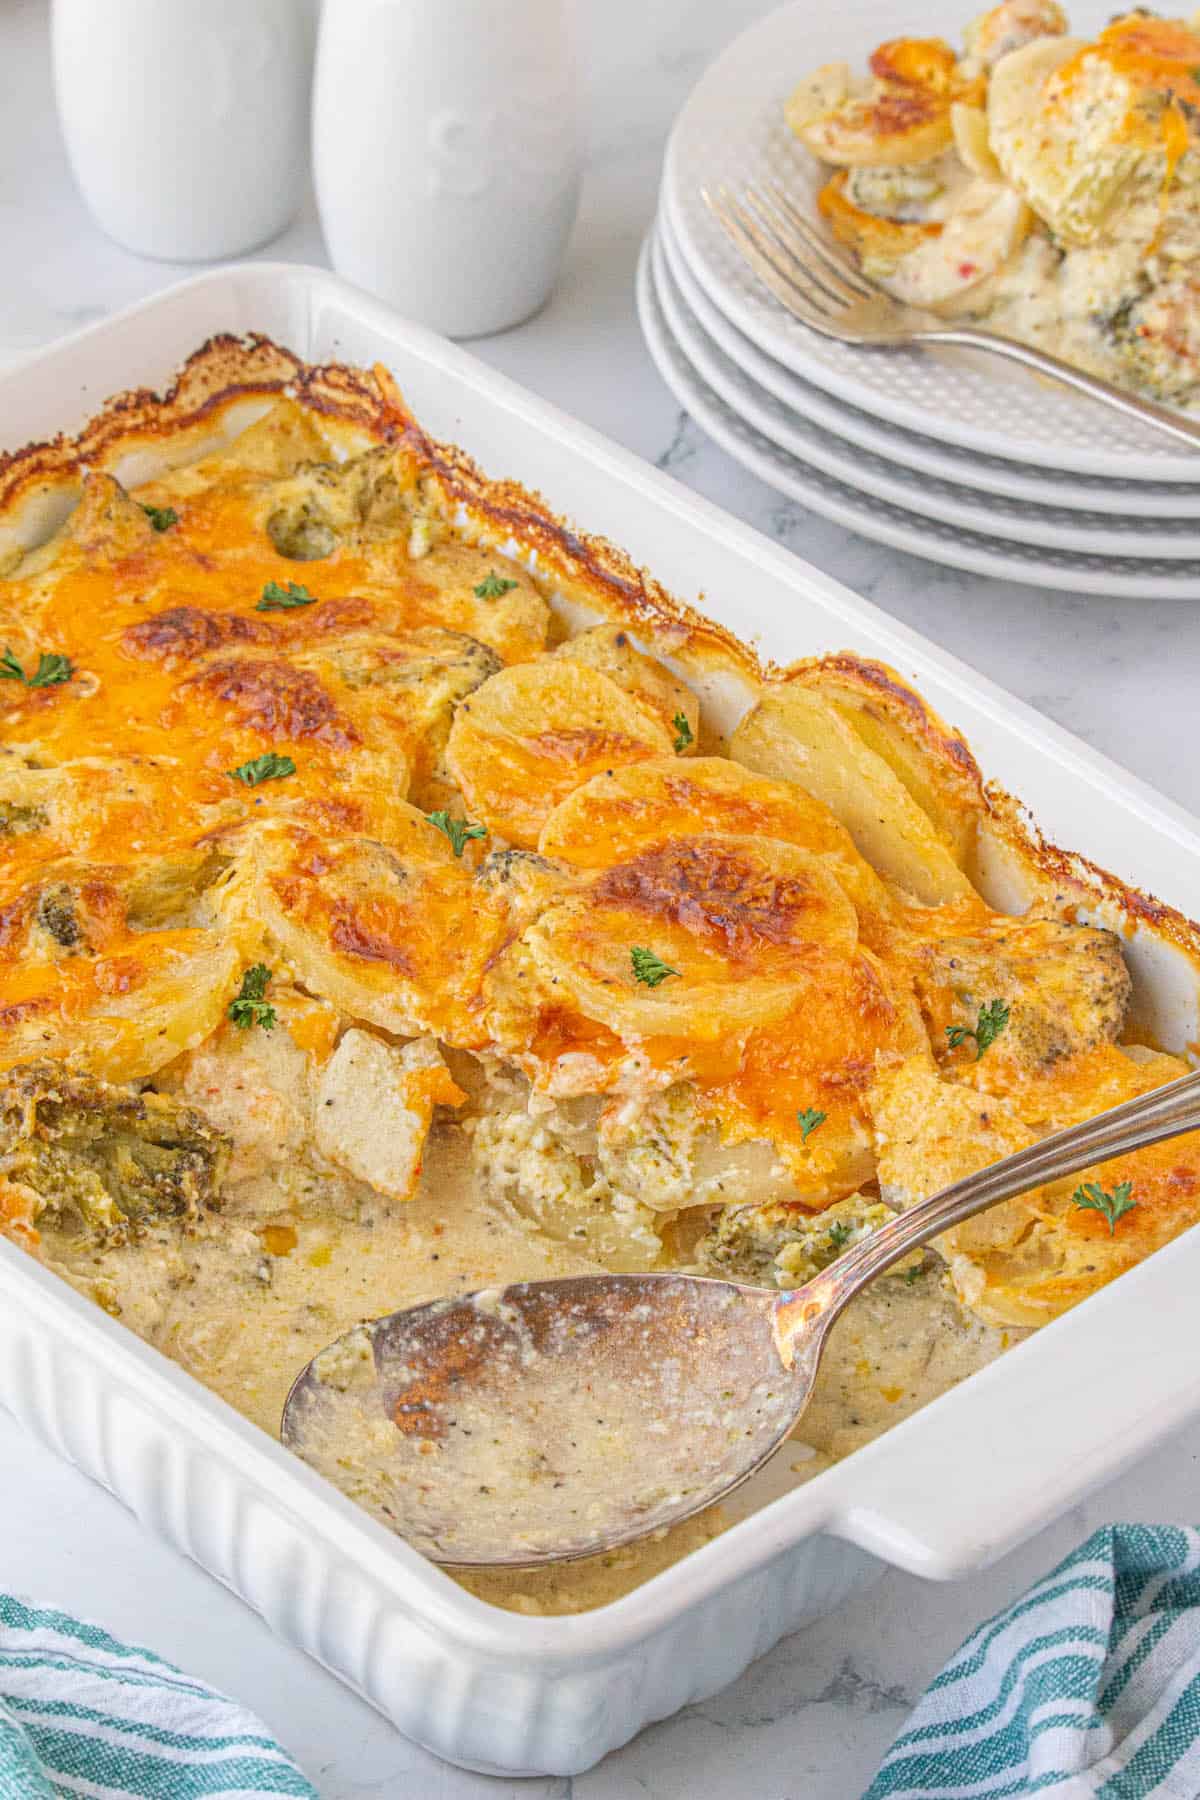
[772,1067,1200,1365]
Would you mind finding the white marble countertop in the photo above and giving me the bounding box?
[3,2,1200,1795]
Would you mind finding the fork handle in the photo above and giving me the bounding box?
[773,1066,1200,1362]
[918,325,1200,453]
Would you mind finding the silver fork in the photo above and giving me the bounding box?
[704,181,1200,452]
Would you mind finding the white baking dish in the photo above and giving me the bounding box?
[4,265,1200,1778]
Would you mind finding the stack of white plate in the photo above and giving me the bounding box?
[638,0,1200,598]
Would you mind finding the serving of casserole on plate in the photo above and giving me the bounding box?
[788,1,1200,405]
[4,269,1200,1776]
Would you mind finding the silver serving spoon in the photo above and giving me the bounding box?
[282,1069,1200,1567]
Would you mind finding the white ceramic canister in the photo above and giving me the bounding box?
[51,0,315,263]
[313,0,581,338]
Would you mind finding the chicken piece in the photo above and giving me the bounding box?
[0,1060,229,1240]
[313,1031,464,1203]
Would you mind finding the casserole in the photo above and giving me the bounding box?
[3,265,1200,1775]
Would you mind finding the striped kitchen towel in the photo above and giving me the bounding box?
[0,1594,318,1798]
[867,1524,1200,1799]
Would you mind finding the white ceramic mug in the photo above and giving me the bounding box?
[52,0,314,262]
[313,0,581,338]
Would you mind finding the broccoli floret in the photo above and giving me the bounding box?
[0,1062,230,1239]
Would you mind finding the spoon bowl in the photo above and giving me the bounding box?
[283,1068,1200,1566]
[282,1272,805,1565]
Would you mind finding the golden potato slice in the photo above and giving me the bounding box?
[785,62,853,137]
[790,659,984,868]
[552,627,699,750]
[536,753,902,955]
[525,834,859,1042]
[818,173,944,271]
[796,47,956,168]
[216,814,508,1044]
[950,101,1002,179]
[375,535,550,664]
[538,755,853,869]
[0,926,242,1085]
[962,0,1067,72]
[731,685,974,905]
[445,660,674,849]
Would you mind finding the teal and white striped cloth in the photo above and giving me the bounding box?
[868,1525,1200,1799]
[0,1595,318,1798]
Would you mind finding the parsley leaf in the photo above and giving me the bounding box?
[257,580,316,611]
[426,809,487,857]
[1071,1179,1137,1235]
[631,946,680,987]
[796,1106,827,1143]
[0,646,72,687]
[672,711,693,753]
[228,751,296,786]
[142,503,178,532]
[474,570,519,599]
[946,997,1010,1060]
[28,653,73,688]
[228,963,276,1032]
[827,1219,853,1250]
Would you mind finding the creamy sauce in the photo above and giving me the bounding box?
[39,1120,1014,1612]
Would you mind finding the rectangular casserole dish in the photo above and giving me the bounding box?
[3,264,1200,1778]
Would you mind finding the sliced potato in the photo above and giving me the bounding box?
[785,61,853,137]
[525,834,859,1042]
[552,626,699,751]
[216,814,508,1044]
[790,660,984,868]
[538,755,854,869]
[445,659,674,849]
[798,91,954,169]
[963,0,1067,71]
[950,101,1002,179]
[731,685,974,905]
[0,926,242,1085]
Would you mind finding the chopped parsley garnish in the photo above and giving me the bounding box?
[946,998,1010,1060]
[474,570,519,599]
[631,946,679,987]
[228,751,296,786]
[426,809,487,857]
[672,711,693,752]
[0,646,72,687]
[1071,1179,1137,1235]
[228,964,276,1032]
[796,1106,826,1143]
[142,503,178,532]
[257,579,316,611]
[827,1220,853,1250]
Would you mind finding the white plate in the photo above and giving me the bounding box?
[653,227,1200,557]
[639,233,1200,596]
[10,264,1200,1780]
[663,0,1200,480]
[658,207,1200,519]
